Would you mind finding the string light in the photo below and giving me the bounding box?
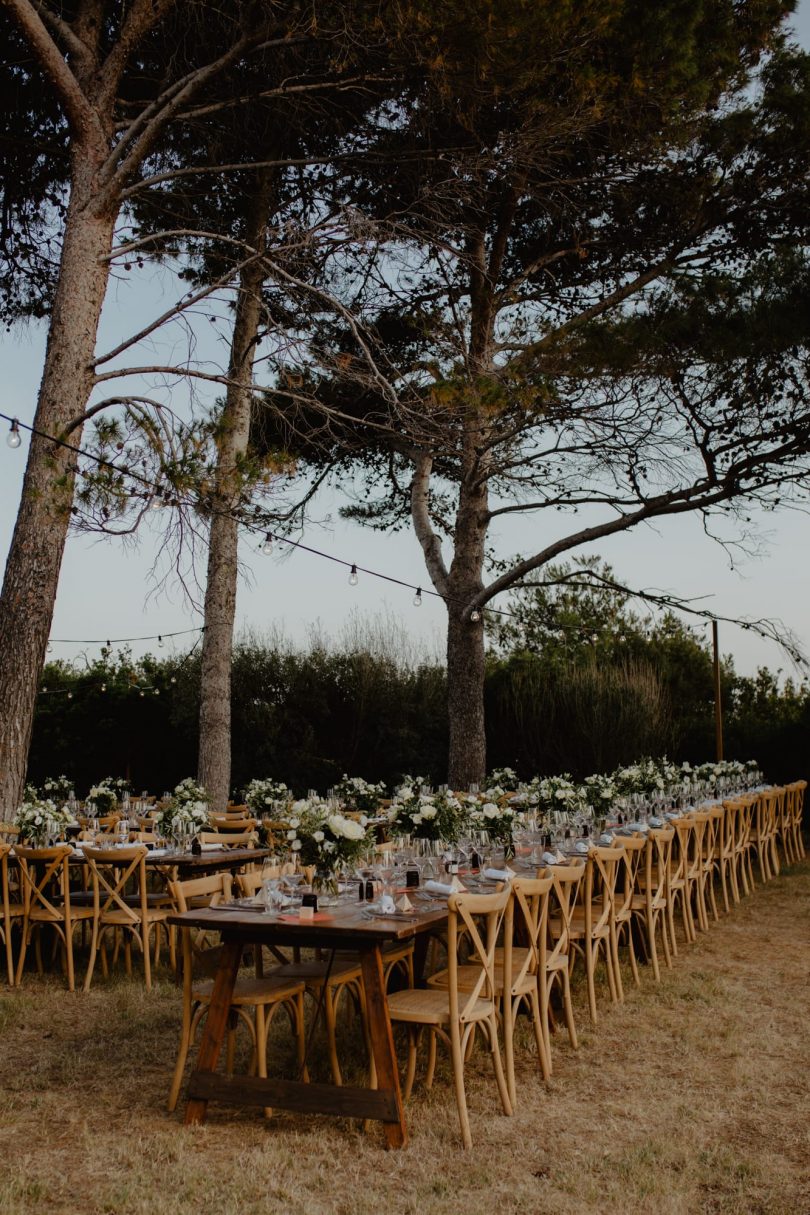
[157,635,164,648]
[2,410,799,660]
[348,564,359,586]
[470,609,481,622]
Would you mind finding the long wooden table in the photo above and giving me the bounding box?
[167,899,449,1148]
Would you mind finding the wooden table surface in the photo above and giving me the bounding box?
[168,897,450,1147]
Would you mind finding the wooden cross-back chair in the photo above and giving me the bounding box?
[734,797,757,897]
[701,807,723,924]
[753,790,780,883]
[428,875,553,1105]
[167,871,308,1115]
[388,888,513,1149]
[14,844,97,992]
[787,780,806,862]
[82,845,171,991]
[542,862,583,1062]
[612,835,647,996]
[208,816,258,834]
[668,819,697,952]
[631,828,673,982]
[0,842,24,985]
[687,812,710,934]
[559,845,622,1025]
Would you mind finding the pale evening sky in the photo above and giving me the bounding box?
[1,5,809,678]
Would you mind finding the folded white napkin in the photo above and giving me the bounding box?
[483,865,515,882]
[574,840,591,854]
[541,851,558,867]
[200,842,221,852]
[396,893,414,913]
[598,832,614,845]
[648,816,664,827]
[424,876,466,897]
[379,893,396,914]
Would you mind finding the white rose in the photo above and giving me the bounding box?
[291,839,301,851]
[313,830,325,842]
[420,805,437,820]
[286,829,297,841]
[482,803,499,819]
[412,813,423,825]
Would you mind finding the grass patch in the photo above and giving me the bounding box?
[0,861,809,1215]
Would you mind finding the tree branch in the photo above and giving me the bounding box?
[1,0,100,141]
[410,453,449,597]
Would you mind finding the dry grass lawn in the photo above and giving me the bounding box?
[1,861,809,1215]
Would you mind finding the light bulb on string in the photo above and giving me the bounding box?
[413,587,422,607]
[67,691,73,700]
[154,688,160,696]
[101,682,107,692]
[170,676,177,685]
[261,532,274,555]
[348,564,359,586]
[470,609,481,623]
[6,418,22,449]
[157,635,164,649]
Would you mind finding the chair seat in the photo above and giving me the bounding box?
[28,905,96,923]
[387,986,495,1026]
[551,912,609,940]
[101,907,169,926]
[630,892,665,911]
[193,974,306,1006]
[427,963,536,999]
[269,957,362,986]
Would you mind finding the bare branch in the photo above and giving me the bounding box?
[410,454,449,596]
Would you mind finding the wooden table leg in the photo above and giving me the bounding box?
[183,936,243,1126]
[359,944,407,1149]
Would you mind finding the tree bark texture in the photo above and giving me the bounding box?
[0,158,116,816]
[445,472,489,788]
[197,175,273,813]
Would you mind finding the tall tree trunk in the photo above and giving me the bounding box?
[446,602,487,788]
[197,174,273,813]
[445,471,489,788]
[0,154,116,817]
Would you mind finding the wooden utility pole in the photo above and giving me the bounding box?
[712,621,724,761]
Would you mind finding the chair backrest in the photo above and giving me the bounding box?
[672,818,692,878]
[613,835,646,920]
[703,807,722,866]
[169,871,233,912]
[584,846,623,938]
[79,813,120,830]
[0,841,12,928]
[686,813,708,877]
[198,830,256,850]
[646,827,674,905]
[14,844,75,920]
[208,816,257,833]
[544,863,584,968]
[446,888,510,1023]
[0,822,20,839]
[503,876,552,995]
[83,845,149,924]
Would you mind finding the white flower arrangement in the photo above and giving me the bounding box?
[14,798,77,845]
[531,774,587,817]
[40,775,75,801]
[581,773,618,813]
[172,777,210,806]
[86,781,118,815]
[334,774,387,814]
[152,798,209,837]
[389,791,466,843]
[467,798,515,847]
[284,799,369,868]
[243,778,292,814]
[487,767,520,792]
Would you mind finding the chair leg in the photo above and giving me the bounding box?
[503,998,516,1108]
[143,926,152,991]
[585,938,598,1025]
[646,911,661,982]
[425,1028,438,1089]
[323,984,343,1086]
[528,987,551,1083]
[403,1026,419,1101]
[561,967,578,1049]
[485,1014,513,1118]
[83,915,101,993]
[450,1024,473,1150]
